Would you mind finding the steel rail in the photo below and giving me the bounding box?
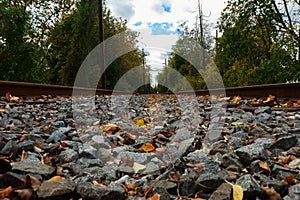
[1,81,300,98]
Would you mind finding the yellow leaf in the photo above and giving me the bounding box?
[225,180,243,200]
[263,95,275,103]
[139,143,155,152]
[134,119,145,126]
[232,184,243,200]
[48,176,65,182]
[133,162,146,174]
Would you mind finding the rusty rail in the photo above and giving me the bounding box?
[1,81,300,98]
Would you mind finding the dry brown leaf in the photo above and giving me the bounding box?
[0,186,12,198]
[282,175,295,185]
[259,161,271,174]
[147,194,160,200]
[48,176,65,182]
[100,123,120,134]
[12,189,33,200]
[21,150,27,161]
[139,143,155,152]
[261,186,281,200]
[143,186,153,198]
[19,135,26,142]
[0,108,9,113]
[6,92,19,102]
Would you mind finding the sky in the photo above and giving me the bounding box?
[106,0,227,85]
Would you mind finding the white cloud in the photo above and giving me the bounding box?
[105,0,226,85]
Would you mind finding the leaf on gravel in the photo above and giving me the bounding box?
[48,176,65,182]
[225,180,243,200]
[231,121,244,126]
[263,95,275,103]
[259,161,271,174]
[0,186,12,198]
[282,175,294,184]
[0,108,8,113]
[21,150,27,161]
[100,123,119,134]
[139,143,155,152]
[232,184,243,200]
[147,194,160,200]
[125,184,137,190]
[134,119,145,126]
[12,189,33,200]
[133,162,146,174]
[261,186,281,200]
[6,92,19,102]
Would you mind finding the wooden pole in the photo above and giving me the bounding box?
[98,0,106,89]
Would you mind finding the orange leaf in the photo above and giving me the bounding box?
[19,135,26,142]
[48,176,65,182]
[0,186,12,198]
[125,184,137,190]
[147,194,160,200]
[134,119,145,126]
[21,150,27,161]
[297,99,300,105]
[139,143,155,152]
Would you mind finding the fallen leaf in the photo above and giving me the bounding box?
[282,175,295,184]
[0,108,8,113]
[263,95,275,103]
[225,180,243,200]
[231,121,244,126]
[258,161,271,174]
[6,92,19,102]
[134,119,145,126]
[11,189,33,200]
[143,186,153,198]
[48,176,65,182]
[100,123,120,134]
[19,135,26,142]
[261,186,281,200]
[0,186,12,198]
[139,143,155,152]
[147,194,160,200]
[133,162,146,174]
[21,150,27,161]
[297,99,300,105]
[232,184,243,200]
[125,184,137,190]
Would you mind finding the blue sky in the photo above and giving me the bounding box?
[106,0,226,85]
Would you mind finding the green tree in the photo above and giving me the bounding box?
[0,1,38,82]
[217,0,300,86]
[48,0,143,89]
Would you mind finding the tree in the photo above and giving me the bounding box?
[0,0,38,82]
[48,0,143,90]
[217,0,300,86]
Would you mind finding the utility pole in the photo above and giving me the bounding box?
[98,0,106,89]
[197,0,205,69]
[298,28,300,63]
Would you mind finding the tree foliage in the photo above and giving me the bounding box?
[217,0,300,86]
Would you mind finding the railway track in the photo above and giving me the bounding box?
[0,80,300,98]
